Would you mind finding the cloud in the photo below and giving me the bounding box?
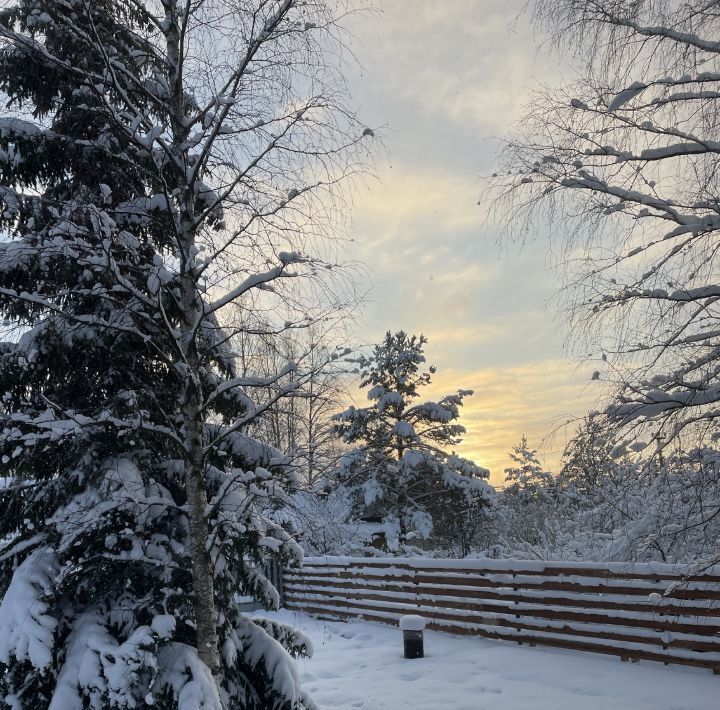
[348,164,495,294]
[348,162,568,370]
[421,360,604,484]
[351,164,488,239]
[336,1,604,488]
[347,0,565,136]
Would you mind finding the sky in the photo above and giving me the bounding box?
[341,0,604,483]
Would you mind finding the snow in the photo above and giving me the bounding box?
[399,615,425,631]
[154,643,223,710]
[608,81,647,111]
[278,250,302,264]
[392,421,415,439]
[151,614,176,639]
[0,117,43,138]
[50,613,157,710]
[299,555,718,575]
[0,548,58,670]
[227,615,314,707]
[265,610,718,710]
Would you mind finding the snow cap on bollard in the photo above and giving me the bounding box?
[400,615,425,659]
[399,615,426,631]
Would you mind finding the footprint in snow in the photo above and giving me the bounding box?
[475,686,503,695]
[570,687,605,697]
[317,671,341,679]
[399,672,422,682]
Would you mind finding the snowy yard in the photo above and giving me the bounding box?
[265,610,718,710]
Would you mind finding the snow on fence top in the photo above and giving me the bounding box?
[300,556,720,577]
[283,556,720,673]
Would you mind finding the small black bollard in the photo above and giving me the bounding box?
[403,629,424,659]
[400,615,425,659]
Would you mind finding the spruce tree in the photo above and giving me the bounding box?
[503,436,554,502]
[0,1,364,707]
[333,331,493,546]
[497,437,556,553]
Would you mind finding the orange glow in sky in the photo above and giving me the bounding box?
[343,1,605,483]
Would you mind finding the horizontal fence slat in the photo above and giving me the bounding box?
[289,569,720,600]
[300,556,720,579]
[285,594,720,653]
[284,585,720,636]
[284,575,720,617]
[283,557,720,673]
[293,564,720,587]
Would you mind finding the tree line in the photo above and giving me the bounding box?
[1,1,720,709]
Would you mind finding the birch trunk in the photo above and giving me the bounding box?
[182,371,222,678]
[165,3,222,683]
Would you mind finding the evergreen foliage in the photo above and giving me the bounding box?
[0,1,363,707]
[333,331,493,545]
[503,436,554,502]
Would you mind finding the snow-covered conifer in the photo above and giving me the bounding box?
[503,436,554,501]
[491,437,556,554]
[0,1,364,707]
[333,331,493,546]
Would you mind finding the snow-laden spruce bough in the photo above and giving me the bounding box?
[0,1,368,708]
[333,331,495,549]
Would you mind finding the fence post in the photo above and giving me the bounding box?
[513,571,522,646]
[266,558,284,607]
[412,561,421,615]
[277,559,285,607]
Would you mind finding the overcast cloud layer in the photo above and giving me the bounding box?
[343,1,603,481]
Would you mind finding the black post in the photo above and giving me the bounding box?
[400,615,425,659]
[403,629,424,659]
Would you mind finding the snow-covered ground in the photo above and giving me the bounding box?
[265,609,718,710]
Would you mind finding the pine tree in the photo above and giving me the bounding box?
[503,436,553,502]
[495,437,556,554]
[333,331,493,546]
[0,1,364,707]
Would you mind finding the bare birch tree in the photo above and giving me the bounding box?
[0,0,371,707]
[237,321,353,489]
[495,0,720,453]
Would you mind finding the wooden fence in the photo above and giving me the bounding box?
[283,556,720,672]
